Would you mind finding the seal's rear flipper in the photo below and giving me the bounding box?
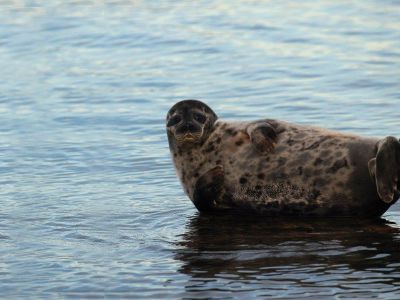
[368,136,400,203]
[193,165,224,212]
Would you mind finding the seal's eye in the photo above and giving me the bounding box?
[193,112,206,124]
[167,115,182,127]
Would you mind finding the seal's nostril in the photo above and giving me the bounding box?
[183,122,196,131]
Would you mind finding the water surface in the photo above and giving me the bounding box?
[0,1,400,299]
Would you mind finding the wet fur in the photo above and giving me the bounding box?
[168,107,398,217]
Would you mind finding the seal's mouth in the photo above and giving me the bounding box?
[182,133,197,141]
[176,131,202,143]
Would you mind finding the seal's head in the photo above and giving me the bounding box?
[166,99,218,149]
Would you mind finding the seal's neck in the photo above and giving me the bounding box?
[173,136,209,161]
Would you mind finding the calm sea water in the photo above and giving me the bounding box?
[1,1,400,299]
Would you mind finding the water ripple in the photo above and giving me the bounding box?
[0,0,400,299]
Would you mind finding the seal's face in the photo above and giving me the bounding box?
[166,100,218,148]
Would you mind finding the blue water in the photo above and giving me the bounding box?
[1,1,400,299]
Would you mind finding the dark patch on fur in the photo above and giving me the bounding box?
[321,150,331,156]
[182,170,186,182]
[307,189,321,201]
[204,144,215,153]
[314,158,323,166]
[302,167,313,181]
[254,190,262,198]
[226,128,237,136]
[257,173,265,179]
[336,181,345,187]
[216,159,222,164]
[298,166,303,175]
[296,152,311,165]
[222,192,234,205]
[323,157,333,166]
[239,177,247,184]
[287,138,295,146]
[328,158,349,173]
[235,140,244,146]
[313,178,327,188]
[278,157,287,167]
[304,136,329,150]
[271,172,288,179]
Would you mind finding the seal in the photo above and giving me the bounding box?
[166,99,400,217]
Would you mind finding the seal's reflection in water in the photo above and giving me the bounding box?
[175,213,400,297]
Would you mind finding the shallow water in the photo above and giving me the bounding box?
[0,1,400,299]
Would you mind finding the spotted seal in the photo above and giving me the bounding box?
[166,99,400,217]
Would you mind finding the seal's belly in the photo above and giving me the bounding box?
[217,130,378,215]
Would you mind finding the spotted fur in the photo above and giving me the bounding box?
[167,101,399,217]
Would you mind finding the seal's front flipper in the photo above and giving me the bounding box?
[368,136,400,203]
[247,122,278,153]
[193,165,224,212]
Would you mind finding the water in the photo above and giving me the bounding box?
[0,1,400,298]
